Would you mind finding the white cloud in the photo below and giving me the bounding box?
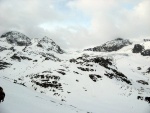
[0,0,150,50]
[68,0,150,42]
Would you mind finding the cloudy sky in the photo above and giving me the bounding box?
[0,0,150,50]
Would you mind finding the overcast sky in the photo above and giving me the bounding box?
[0,0,150,50]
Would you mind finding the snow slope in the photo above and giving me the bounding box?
[0,31,150,113]
[0,78,87,113]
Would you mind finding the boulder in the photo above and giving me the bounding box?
[132,44,144,53]
[0,87,5,102]
[141,49,150,56]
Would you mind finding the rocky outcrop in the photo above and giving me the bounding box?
[146,67,150,73]
[85,38,132,52]
[89,74,102,82]
[141,49,150,56]
[11,54,32,62]
[0,60,12,70]
[1,31,32,46]
[104,69,132,85]
[137,96,150,104]
[77,67,94,72]
[37,36,64,54]
[136,80,148,85]
[25,72,63,95]
[145,97,150,103]
[70,55,131,85]
[39,52,61,62]
[132,44,144,53]
[0,87,5,102]
[0,46,7,52]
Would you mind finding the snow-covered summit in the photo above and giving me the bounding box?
[37,36,64,54]
[0,31,65,55]
[1,31,32,46]
[85,38,132,52]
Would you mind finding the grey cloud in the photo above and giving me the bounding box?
[0,0,150,50]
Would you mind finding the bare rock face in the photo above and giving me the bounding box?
[0,60,12,70]
[37,36,64,54]
[0,87,5,102]
[145,97,150,103]
[136,80,149,85]
[85,38,132,52]
[132,44,144,53]
[0,46,7,52]
[1,31,32,46]
[141,49,150,56]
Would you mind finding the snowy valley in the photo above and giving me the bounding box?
[0,31,150,113]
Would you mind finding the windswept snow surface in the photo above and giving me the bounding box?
[0,78,86,113]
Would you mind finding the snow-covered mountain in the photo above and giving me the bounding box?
[0,31,150,113]
[85,38,132,52]
[1,31,32,46]
[37,36,64,54]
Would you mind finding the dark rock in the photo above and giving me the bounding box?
[137,96,143,100]
[145,97,150,103]
[40,52,61,62]
[137,80,149,85]
[76,80,79,82]
[0,46,7,52]
[1,31,32,46]
[57,71,66,75]
[33,60,38,62]
[28,74,62,90]
[144,39,150,42]
[85,38,132,52]
[146,67,150,73]
[37,43,43,48]
[137,67,141,70]
[70,58,76,63]
[89,74,102,82]
[9,47,15,52]
[73,71,79,74]
[37,36,64,54]
[91,57,112,68]
[11,54,21,62]
[0,87,5,102]
[141,49,150,56]
[20,56,32,60]
[0,60,12,70]
[77,67,94,72]
[104,70,132,85]
[11,54,32,61]
[132,44,144,53]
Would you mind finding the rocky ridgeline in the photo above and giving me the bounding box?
[0,60,12,70]
[70,54,132,85]
[37,36,64,54]
[14,70,66,100]
[85,38,132,52]
[0,46,7,52]
[0,31,64,54]
[11,54,32,62]
[1,31,32,46]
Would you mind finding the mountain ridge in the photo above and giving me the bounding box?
[84,38,132,52]
[0,31,65,54]
[0,31,150,113]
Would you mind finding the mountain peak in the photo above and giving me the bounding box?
[115,38,123,40]
[1,31,32,46]
[37,36,64,54]
[85,38,132,52]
